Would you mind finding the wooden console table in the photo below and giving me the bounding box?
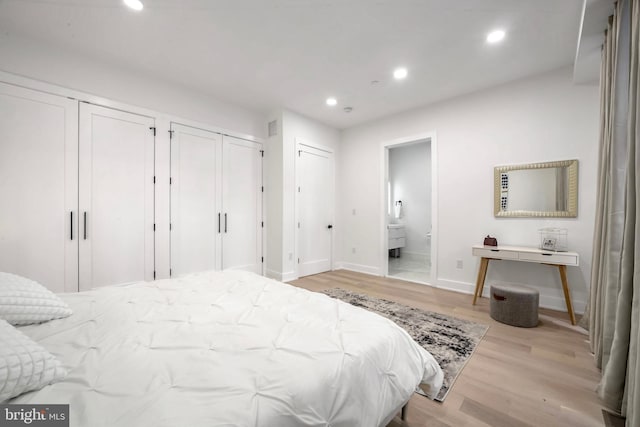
[471,244,580,325]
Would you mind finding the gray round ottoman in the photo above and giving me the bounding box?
[490,283,539,328]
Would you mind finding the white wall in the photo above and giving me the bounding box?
[338,67,599,313]
[265,111,285,279]
[0,35,265,138]
[266,109,340,281]
[0,34,267,281]
[389,142,431,255]
[0,35,342,284]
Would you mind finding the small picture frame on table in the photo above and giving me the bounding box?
[542,237,557,251]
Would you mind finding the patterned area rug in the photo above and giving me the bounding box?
[322,288,489,402]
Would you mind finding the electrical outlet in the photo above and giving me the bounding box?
[456,259,463,269]
[352,247,356,254]
[352,209,356,215]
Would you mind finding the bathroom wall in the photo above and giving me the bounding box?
[388,141,432,256]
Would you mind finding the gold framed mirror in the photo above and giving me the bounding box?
[494,159,578,218]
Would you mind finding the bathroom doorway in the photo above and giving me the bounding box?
[382,135,435,285]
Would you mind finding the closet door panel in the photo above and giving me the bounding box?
[0,82,78,293]
[79,104,155,290]
[222,136,262,273]
[170,123,221,275]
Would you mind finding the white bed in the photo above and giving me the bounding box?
[10,271,443,426]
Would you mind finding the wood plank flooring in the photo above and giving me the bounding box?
[288,270,605,427]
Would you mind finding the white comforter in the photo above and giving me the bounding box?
[12,271,443,427]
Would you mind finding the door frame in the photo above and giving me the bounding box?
[294,138,335,279]
[380,132,438,285]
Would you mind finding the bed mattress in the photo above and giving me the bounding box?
[11,271,443,426]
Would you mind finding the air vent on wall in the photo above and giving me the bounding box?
[268,120,278,137]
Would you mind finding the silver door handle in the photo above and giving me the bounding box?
[83,212,87,240]
[224,213,228,233]
[70,211,74,240]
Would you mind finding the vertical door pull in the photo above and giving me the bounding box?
[70,211,74,240]
[83,212,87,240]
[218,213,221,233]
[224,213,228,233]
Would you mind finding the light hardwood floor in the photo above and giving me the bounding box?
[288,270,605,427]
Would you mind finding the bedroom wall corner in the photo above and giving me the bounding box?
[281,110,340,280]
[265,109,340,281]
[265,110,285,281]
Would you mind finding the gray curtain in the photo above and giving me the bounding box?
[589,1,628,372]
[587,0,640,424]
[622,3,640,424]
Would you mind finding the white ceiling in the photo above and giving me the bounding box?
[0,0,586,129]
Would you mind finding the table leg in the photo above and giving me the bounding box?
[473,257,490,305]
[558,265,576,325]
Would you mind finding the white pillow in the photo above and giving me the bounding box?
[0,272,72,325]
[0,319,67,402]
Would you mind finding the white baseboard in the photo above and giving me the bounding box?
[434,278,474,294]
[434,278,586,314]
[334,262,381,276]
[540,295,586,315]
[265,269,282,281]
[327,266,586,315]
[265,269,297,282]
[281,271,297,282]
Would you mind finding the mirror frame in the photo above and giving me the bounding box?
[494,159,579,218]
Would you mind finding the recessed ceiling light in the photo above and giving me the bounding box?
[486,29,505,44]
[123,0,144,11]
[393,67,408,80]
[326,97,337,106]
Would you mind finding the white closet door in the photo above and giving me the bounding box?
[222,135,262,273]
[0,82,78,293]
[79,104,155,290]
[170,123,221,275]
[297,143,333,277]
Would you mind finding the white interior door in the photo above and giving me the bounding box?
[222,135,262,273]
[170,123,221,275]
[79,103,155,290]
[297,143,333,277]
[0,82,78,293]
